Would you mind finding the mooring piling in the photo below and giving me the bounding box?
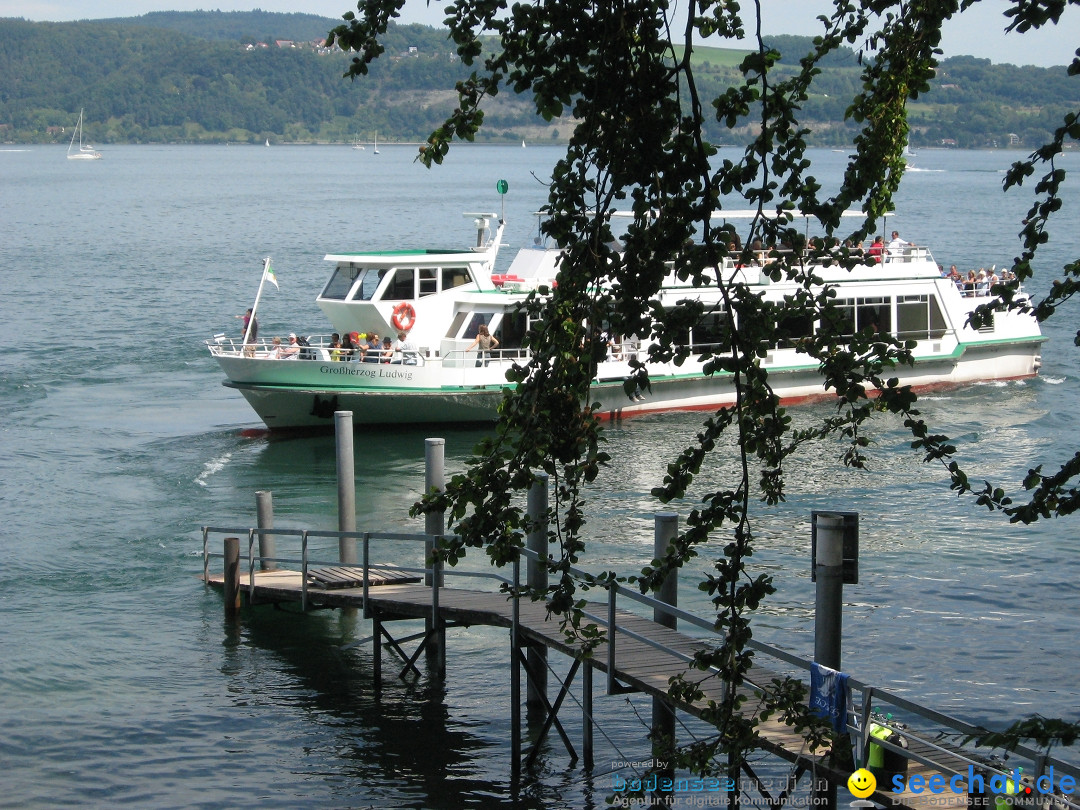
[425,437,446,674]
[255,490,277,571]
[223,535,241,617]
[335,411,357,564]
[526,473,550,721]
[651,512,679,772]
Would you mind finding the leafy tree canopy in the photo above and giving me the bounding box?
[329,0,1080,779]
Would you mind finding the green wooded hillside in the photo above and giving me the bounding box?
[0,11,1075,148]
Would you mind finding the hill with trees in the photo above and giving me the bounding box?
[0,11,1075,148]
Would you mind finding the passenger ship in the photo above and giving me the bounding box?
[207,213,1044,430]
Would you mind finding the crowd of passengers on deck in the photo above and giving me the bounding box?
[717,229,921,266]
[942,264,1015,297]
[258,330,419,364]
[720,229,1014,298]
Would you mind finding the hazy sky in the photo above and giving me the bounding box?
[2,0,1075,68]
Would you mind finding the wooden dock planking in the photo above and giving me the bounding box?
[203,570,1010,809]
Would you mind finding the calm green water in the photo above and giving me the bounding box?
[1,144,1077,808]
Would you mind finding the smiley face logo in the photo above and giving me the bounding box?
[847,768,877,798]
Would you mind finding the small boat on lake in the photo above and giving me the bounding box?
[208,212,1044,430]
[67,109,102,161]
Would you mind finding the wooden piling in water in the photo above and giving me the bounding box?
[224,536,241,617]
[255,490,277,571]
[526,473,549,721]
[651,512,678,772]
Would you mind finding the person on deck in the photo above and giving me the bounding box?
[340,332,356,360]
[238,308,258,342]
[275,333,301,359]
[467,324,499,367]
[886,230,912,260]
[867,236,885,263]
[393,331,418,365]
[363,333,381,363]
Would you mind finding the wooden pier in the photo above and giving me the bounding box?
[202,525,1079,810]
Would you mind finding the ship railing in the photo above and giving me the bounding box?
[439,347,530,370]
[206,334,429,364]
[711,244,938,273]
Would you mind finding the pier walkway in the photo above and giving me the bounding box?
[201,524,1079,810]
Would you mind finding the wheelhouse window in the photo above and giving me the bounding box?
[443,267,471,290]
[383,268,416,301]
[419,268,438,297]
[322,264,361,300]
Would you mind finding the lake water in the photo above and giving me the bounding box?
[1,143,1078,808]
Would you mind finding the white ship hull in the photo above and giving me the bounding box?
[216,333,1042,430]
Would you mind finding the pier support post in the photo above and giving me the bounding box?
[425,438,446,675]
[582,664,594,769]
[813,512,847,810]
[526,473,549,722]
[224,536,241,618]
[335,411,357,565]
[651,512,679,775]
[255,490,277,571]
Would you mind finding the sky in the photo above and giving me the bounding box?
[1,0,1075,68]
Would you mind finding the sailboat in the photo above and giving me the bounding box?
[67,109,102,161]
[352,133,365,150]
[373,132,380,155]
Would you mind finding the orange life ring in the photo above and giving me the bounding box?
[391,302,416,332]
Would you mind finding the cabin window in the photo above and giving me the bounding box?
[443,267,472,290]
[819,298,856,338]
[929,297,947,338]
[773,295,815,349]
[896,294,946,340]
[691,311,730,350]
[496,312,529,351]
[856,297,892,335]
[817,296,894,340]
[383,268,416,301]
[419,268,438,297]
[322,264,361,300]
